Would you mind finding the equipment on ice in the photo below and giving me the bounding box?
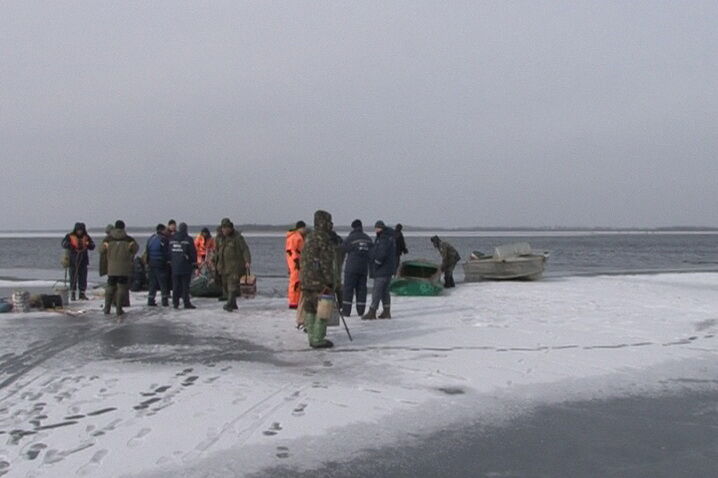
[390,260,443,296]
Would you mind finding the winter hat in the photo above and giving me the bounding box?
[374,220,386,229]
[73,222,84,232]
[156,224,166,233]
[396,223,403,231]
[295,220,306,229]
[105,224,114,234]
[222,220,234,229]
[220,217,231,227]
[201,227,210,234]
[430,235,440,245]
[114,220,126,230]
[351,219,363,229]
[179,222,188,233]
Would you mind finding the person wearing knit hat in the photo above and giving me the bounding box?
[101,220,139,317]
[362,220,397,320]
[340,219,373,317]
[285,220,307,310]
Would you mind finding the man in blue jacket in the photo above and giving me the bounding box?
[362,220,396,320]
[170,222,197,309]
[341,219,373,317]
[145,224,171,306]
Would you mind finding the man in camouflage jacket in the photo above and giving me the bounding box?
[216,219,251,311]
[299,210,336,349]
[431,235,461,288]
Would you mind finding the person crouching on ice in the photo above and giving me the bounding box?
[285,220,306,310]
[431,235,461,288]
[194,227,215,269]
[299,210,336,349]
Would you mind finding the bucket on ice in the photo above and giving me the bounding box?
[316,294,335,321]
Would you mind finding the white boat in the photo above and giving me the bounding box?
[463,242,549,281]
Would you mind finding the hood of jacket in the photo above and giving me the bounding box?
[109,228,129,241]
[313,210,332,233]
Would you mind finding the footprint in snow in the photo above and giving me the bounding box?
[176,368,193,377]
[76,449,109,476]
[292,404,307,417]
[276,446,290,459]
[181,376,199,387]
[262,422,282,436]
[127,428,151,448]
[24,442,47,460]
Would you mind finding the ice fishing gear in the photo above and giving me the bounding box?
[334,292,353,342]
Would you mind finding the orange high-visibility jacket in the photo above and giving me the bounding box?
[195,235,215,260]
[285,230,304,272]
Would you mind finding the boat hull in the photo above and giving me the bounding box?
[463,255,546,281]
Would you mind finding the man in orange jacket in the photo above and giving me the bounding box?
[285,220,306,309]
[194,227,215,267]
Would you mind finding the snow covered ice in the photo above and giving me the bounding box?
[1,273,717,477]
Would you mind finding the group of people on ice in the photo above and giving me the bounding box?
[61,211,462,349]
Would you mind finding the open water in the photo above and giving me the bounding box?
[0,232,717,297]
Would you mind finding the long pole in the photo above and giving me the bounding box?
[334,293,353,342]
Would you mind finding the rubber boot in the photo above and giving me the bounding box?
[223,292,238,312]
[71,291,76,301]
[378,307,391,319]
[161,296,169,307]
[78,291,88,300]
[361,307,377,320]
[116,284,127,316]
[304,313,316,344]
[103,285,115,315]
[310,318,333,349]
[341,303,352,317]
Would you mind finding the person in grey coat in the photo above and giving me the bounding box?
[362,220,396,320]
[341,219,373,316]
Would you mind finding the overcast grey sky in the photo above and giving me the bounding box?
[1,0,716,230]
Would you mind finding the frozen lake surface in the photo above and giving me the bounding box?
[1,273,717,477]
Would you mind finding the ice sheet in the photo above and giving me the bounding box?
[0,273,716,477]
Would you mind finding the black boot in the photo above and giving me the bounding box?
[361,307,377,320]
[378,307,391,319]
[78,291,88,300]
[223,292,238,312]
[71,291,76,301]
[148,299,157,307]
[161,297,169,307]
[184,303,197,310]
[103,285,115,315]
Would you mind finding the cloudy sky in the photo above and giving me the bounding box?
[1,1,716,230]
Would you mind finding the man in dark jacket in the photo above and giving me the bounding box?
[431,235,461,288]
[394,223,409,274]
[216,219,251,312]
[300,210,336,349]
[363,220,396,320]
[61,222,95,301]
[341,219,373,317]
[145,224,171,306]
[169,222,197,309]
[101,220,139,316]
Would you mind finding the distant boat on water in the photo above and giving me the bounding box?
[463,242,549,281]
